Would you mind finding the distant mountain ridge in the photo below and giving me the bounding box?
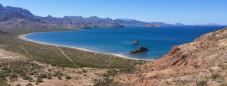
[0,4,124,29]
[0,5,33,18]
[0,4,176,29]
[115,18,173,26]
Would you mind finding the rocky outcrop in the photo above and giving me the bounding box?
[130,46,149,54]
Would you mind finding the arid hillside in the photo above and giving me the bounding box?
[114,28,227,86]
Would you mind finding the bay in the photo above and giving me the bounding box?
[25,26,226,59]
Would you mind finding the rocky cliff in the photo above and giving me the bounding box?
[114,27,227,86]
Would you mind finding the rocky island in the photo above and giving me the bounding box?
[130,46,149,54]
[132,40,139,44]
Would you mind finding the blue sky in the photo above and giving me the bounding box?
[0,0,226,25]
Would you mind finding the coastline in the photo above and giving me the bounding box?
[18,33,144,60]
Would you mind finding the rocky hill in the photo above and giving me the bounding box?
[114,27,227,86]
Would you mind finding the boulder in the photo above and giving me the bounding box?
[130,46,149,54]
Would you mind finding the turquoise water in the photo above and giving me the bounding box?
[25,26,226,59]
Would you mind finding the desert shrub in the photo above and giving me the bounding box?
[26,83,33,86]
[220,82,227,86]
[9,73,18,79]
[22,75,31,80]
[28,77,33,82]
[38,73,47,78]
[65,75,71,80]
[0,78,11,86]
[197,81,207,86]
[53,71,63,77]
[47,75,52,79]
[218,63,224,68]
[94,78,114,86]
[82,69,87,73]
[209,68,213,72]
[16,84,21,86]
[0,72,8,79]
[57,75,62,80]
[36,77,43,83]
[107,69,118,77]
[211,73,221,79]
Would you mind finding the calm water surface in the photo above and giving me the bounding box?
[25,26,226,59]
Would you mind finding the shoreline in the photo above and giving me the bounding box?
[18,33,147,60]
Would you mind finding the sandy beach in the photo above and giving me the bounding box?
[18,33,142,60]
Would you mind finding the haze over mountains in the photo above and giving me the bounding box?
[0,4,125,29]
[0,4,224,29]
[0,4,173,29]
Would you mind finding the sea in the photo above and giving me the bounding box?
[25,26,226,59]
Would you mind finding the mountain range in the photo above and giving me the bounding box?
[0,4,223,29]
[0,4,125,29]
[0,4,175,29]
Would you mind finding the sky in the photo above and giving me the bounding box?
[0,0,227,25]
